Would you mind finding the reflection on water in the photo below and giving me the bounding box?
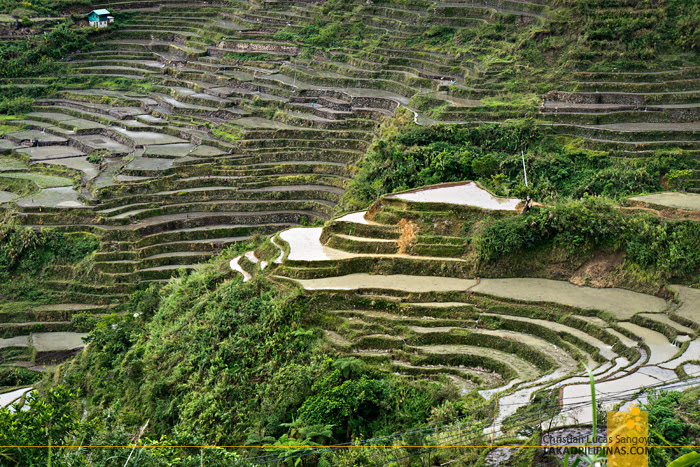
[389,182,521,210]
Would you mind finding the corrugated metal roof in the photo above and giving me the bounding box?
[88,9,111,15]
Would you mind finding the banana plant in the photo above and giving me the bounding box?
[667,451,700,467]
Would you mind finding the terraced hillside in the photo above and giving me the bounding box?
[0,0,698,454]
[0,0,696,300]
[231,182,700,441]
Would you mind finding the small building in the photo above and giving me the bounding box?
[86,9,114,28]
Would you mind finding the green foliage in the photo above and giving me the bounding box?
[0,23,94,78]
[0,96,33,114]
[0,386,96,465]
[0,175,36,196]
[344,117,688,210]
[0,386,243,466]
[666,169,694,191]
[643,390,700,466]
[62,265,318,444]
[0,226,97,278]
[343,119,541,208]
[0,225,98,300]
[479,93,540,112]
[295,357,439,441]
[86,149,110,164]
[223,52,277,61]
[504,145,692,201]
[0,0,695,463]
[276,19,368,49]
[473,198,700,279]
[564,0,699,60]
[0,366,42,386]
[211,126,242,142]
[70,312,100,332]
[668,451,700,467]
[424,25,454,42]
[56,250,445,456]
[0,0,90,16]
[0,83,58,102]
[71,428,244,466]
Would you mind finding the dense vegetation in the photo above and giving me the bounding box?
[44,247,447,462]
[0,0,88,16]
[0,21,95,78]
[0,225,98,301]
[0,338,700,467]
[0,0,697,464]
[275,0,698,92]
[474,198,700,281]
[0,366,42,386]
[558,0,699,65]
[341,113,699,287]
[643,390,700,466]
[344,113,693,209]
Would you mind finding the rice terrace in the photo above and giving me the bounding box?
[0,0,698,464]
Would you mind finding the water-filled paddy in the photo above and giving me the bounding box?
[15,186,84,208]
[292,273,477,292]
[629,192,700,211]
[144,143,225,157]
[230,255,252,282]
[0,388,32,409]
[473,278,667,318]
[0,140,19,150]
[125,156,173,171]
[662,340,700,369]
[40,157,100,179]
[28,112,75,122]
[0,335,29,349]
[0,190,17,202]
[280,227,356,261]
[335,211,374,224]
[389,181,521,210]
[673,285,700,326]
[19,145,85,161]
[617,322,679,365]
[110,128,186,145]
[31,332,88,352]
[7,130,68,144]
[74,134,131,154]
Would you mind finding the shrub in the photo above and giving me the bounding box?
[344,116,692,211]
[0,366,42,386]
[643,390,700,466]
[0,23,94,79]
[0,96,33,114]
[472,199,700,279]
[0,226,98,300]
[666,169,694,190]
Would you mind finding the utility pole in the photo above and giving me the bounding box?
[521,150,531,214]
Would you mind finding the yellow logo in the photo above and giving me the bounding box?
[607,406,649,467]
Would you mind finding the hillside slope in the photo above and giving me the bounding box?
[0,0,696,299]
[0,0,698,465]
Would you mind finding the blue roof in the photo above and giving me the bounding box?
[87,9,111,15]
